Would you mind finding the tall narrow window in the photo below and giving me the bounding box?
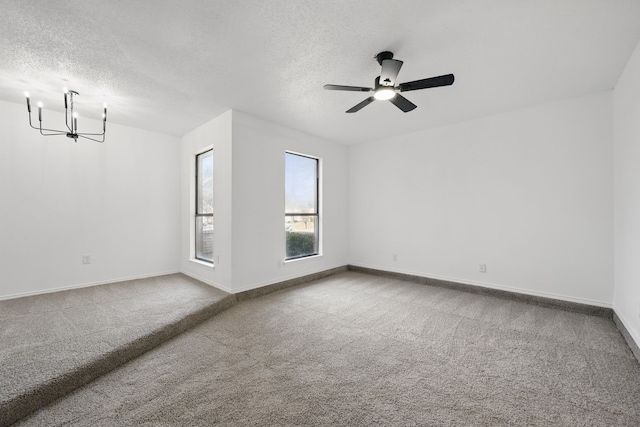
[285,152,319,260]
[195,149,213,263]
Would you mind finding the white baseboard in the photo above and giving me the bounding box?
[228,263,348,294]
[0,264,346,301]
[349,262,612,309]
[0,270,181,301]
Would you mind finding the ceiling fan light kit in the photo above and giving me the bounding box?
[324,51,454,113]
[25,89,108,143]
[374,87,396,100]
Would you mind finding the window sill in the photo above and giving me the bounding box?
[189,258,215,269]
[284,254,323,265]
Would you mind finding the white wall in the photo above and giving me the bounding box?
[230,111,349,292]
[350,92,613,306]
[0,99,181,299]
[180,110,349,293]
[613,40,640,347]
[180,110,233,290]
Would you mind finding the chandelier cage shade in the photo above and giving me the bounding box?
[25,90,107,142]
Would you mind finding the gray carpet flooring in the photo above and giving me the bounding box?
[0,274,232,426]
[9,271,640,426]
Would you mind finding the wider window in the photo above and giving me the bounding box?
[285,152,319,260]
[195,149,213,263]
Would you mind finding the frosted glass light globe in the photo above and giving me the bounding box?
[374,87,396,100]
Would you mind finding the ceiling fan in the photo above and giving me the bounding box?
[324,51,454,113]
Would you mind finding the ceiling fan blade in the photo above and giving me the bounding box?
[389,94,417,112]
[346,97,375,113]
[379,59,403,86]
[324,84,373,92]
[399,74,455,92]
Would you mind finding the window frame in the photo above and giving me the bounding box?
[195,148,214,264]
[285,151,320,261]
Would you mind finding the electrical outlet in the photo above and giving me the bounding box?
[479,263,487,273]
[82,255,91,265]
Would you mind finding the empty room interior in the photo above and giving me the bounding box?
[1,1,640,425]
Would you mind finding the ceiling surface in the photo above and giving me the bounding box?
[1,1,639,145]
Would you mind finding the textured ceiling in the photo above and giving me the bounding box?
[1,1,639,145]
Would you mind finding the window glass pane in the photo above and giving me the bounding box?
[285,153,317,214]
[286,216,318,259]
[197,150,213,214]
[196,216,214,262]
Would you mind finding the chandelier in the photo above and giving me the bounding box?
[25,89,107,142]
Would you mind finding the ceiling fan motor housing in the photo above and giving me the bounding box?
[375,51,394,65]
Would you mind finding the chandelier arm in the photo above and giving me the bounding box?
[38,121,69,134]
[27,105,66,134]
[27,112,41,130]
[77,134,106,143]
[40,127,69,133]
[77,132,106,136]
[65,108,72,132]
[38,125,68,134]
[39,130,68,136]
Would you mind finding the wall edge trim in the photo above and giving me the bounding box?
[0,270,181,301]
[234,265,348,301]
[348,264,613,318]
[612,306,640,364]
